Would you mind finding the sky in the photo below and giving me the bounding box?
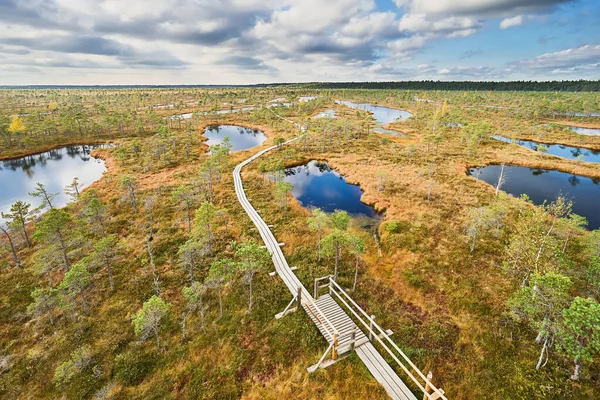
[0,0,599,85]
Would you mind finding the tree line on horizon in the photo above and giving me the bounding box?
[293,80,600,92]
[2,80,600,92]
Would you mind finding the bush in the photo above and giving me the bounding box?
[113,349,156,386]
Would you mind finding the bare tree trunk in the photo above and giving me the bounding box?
[317,232,322,262]
[353,256,359,292]
[495,164,506,196]
[199,305,207,334]
[80,290,90,315]
[1,227,21,268]
[0,227,21,268]
[105,257,115,292]
[147,238,160,295]
[470,230,478,253]
[562,233,571,253]
[536,337,548,370]
[571,359,581,380]
[218,287,223,319]
[57,228,70,271]
[334,245,340,280]
[535,218,557,271]
[154,325,162,350]
[181,309,192,339]
[21,220,31,247]
[248,275,253,312]
[186,204,192,234]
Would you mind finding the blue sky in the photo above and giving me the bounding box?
[0,0,598,84]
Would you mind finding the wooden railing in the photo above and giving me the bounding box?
[317,276,447,400]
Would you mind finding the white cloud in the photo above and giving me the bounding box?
[509,44,600,74]
[500,15,524,29]
[401,0,569,17]
[388,36,427,54]
[0,0,590,83]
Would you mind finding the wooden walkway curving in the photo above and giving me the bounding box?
[233,138,418,400]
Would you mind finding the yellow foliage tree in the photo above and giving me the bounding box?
[441,100,448,116]
[9,116,25,134]
[48,101,57,111]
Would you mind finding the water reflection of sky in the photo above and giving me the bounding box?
[493,135,600,163]
[282,160,376,217]
[469,165,600,230]
[313,110,336,118]
[202,125,266,152]
[335,100,413,124]
[1,145,107,221]
[564,126,600,136]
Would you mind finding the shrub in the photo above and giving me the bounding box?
[113,349,156,386]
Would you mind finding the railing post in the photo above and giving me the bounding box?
[297,286,302,309]
[314,278,318,300]
[331,333,339,360]
[422,371,433,400]
[369,315,376,341]
[329,275,333,297]
[350,326,357,352]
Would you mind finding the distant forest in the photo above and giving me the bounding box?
[2,80,599,92]
[293,80,600,92]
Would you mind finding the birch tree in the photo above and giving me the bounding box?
[132,295,171,350]
[194,202,219,256]
[558,297,600,380]
[508,272,572,370]
[92,235,120,292]
[307,208,329,261]
[27,287,58,325]
[181,282,208,337]
[273,181,293,210]
[234,241,271,312]
[178,237,210,284]
[120,176,138,213]
[348,235,365,291]
[172,185,197,234]
[206,259,234,319]
[59,261,92,315]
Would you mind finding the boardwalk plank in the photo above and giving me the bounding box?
[234,138,420,400]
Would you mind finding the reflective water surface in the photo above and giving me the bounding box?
[335,100,413,124]
[564,125,600,136]
[493,135,600,163]
[202,125,267,152]
[312,110,336,118]
[281,160,377,217]
[468,165,600,230]
[1,145,107,218]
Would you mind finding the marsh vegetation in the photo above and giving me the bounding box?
[1,86,599,399]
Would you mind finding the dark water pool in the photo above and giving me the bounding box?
[1,145,107,219]
[468,165,600,230]
[493,135,600,163]
[282,160,377,217]
[202,125,266,152]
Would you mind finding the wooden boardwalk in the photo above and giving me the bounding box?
[233,139,418,400]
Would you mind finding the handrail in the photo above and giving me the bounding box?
[241,115,335,339]
[329,278,447,400]
[302,295,339,337]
